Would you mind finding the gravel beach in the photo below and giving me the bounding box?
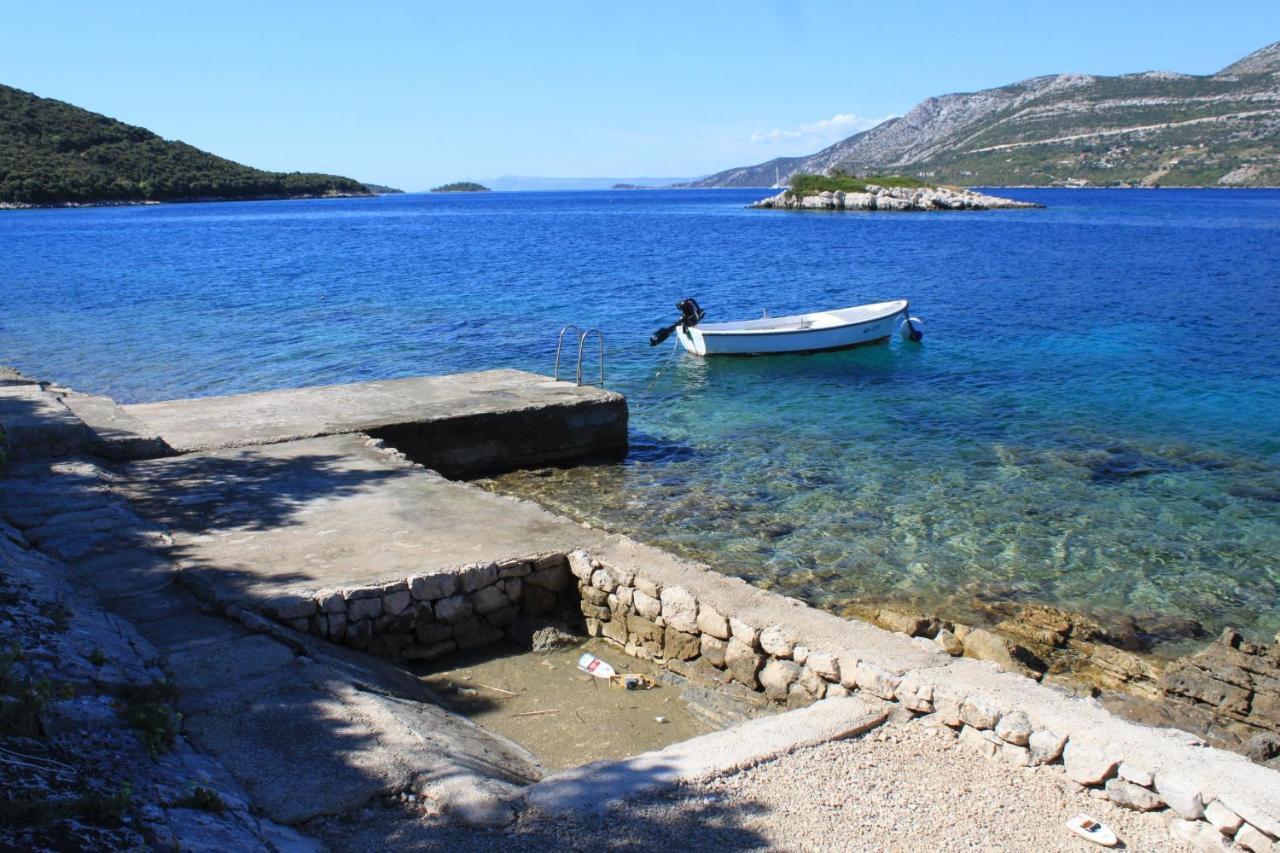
[321,710,1196,851]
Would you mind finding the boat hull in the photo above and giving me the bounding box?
[676,304,906,356]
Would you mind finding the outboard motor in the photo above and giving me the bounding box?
[650,298,706,346]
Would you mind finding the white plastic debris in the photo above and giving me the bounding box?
[578,652,616,679]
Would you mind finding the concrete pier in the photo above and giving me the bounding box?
[123,368,627,475]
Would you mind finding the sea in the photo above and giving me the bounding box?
[2,188,1277,655]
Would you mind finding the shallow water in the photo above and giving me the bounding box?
[2,188,1277,651]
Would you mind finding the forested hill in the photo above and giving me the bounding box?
[684,41,1280,189]
[0,84,371,206]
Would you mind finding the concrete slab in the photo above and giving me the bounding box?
[0,382,92,459]
[525,697,887,816]
[123,369,627,475]
[117,433,610,605]
[60,392,172,461]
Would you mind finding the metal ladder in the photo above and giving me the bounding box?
[553,325,605,387]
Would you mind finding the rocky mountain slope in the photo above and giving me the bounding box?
[0,84,371,206]
[685,41,1280,188]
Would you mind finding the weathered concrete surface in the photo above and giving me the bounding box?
[123,369,627,475]
[0,381,93,459]
[525,697,888,816]
[60,391,173,461]
[0,454,545,830]
[116,433,605,604]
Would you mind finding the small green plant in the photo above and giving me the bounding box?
[174,785,226,814]
[117,682,180,756]
[787,171,934,197]
[0,643,54,737]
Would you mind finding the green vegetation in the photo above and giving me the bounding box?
[0,83,371,206]
[787,172,933,196]
[430,181,490,192]
[117,682,180,756]
[0,785,131,829]
[174,785,227,814]
[361,182,404,194]
[1,643,56,738]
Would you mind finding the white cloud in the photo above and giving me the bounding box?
[750,112,894,149]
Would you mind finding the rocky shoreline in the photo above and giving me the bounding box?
[0,189,372,211]
[751,183,1043,211]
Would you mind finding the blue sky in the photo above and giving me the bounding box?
[4,2,1278,189]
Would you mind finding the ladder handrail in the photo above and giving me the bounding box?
[553,325,583,382]
[576,329,605,387]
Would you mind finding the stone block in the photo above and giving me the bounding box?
[590,568,619,594]
[1000,742,1030,766]
[614,586,633,608]
[1155,774,1205,820]
[471,585,509,615]
[1236,824,1275,853]
[838,655,860,690]
[580,602,611,621]
[520,585,558,616]
[375,609,415,634]
[410,572,457,601]
[461,563,499,594]
[933,694,964,728]
[958,725,1000,757]
[627,613,663,644]
[368,634,411,658]
[584,617,602,638]
[664,628,700,661]
[792,645,810,666]
[759,624,798,658]
[875,608,934,637]
[533,553,566,571]
[633,576,661,599]
[383,589,412,617]
[346,619,372,650]
[317,590,346,613]
[696,604,730,640]
[567,550,594,581]
[378,580,409,596]
[806,651,840,682]
[760,659,802,701]
[602,617,628,645]
[503,577,522,602]
[346,596,383,622]
[894,674,934,713]
[660,586,698,634]
[416,622,452,644]
[725,637,763,690]
[1028,729,1066,765]
[994,711,1032,745]
[498,559,531,578]
[327,616,346,642]
[729,617,760,648]
[1063,742,1118,786]
[826,683,851,699]
[435,594,474,624]
[1117,762,1153,787]
[1204,801,1243,836]
[265,593,316,621]
[581,586,610,606]
[633,590,662,621]
[934,628,964,656]
[787,683,816,709]
[854,661,900,700]
[959,695,1001,730]
[483,605,518,628]
[1104,778,1164,811]
[797,666,825,699]
[527,562,570,591]
[700,634,727,667]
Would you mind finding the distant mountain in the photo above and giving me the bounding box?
[480,175,690,191]
[683,41,1280,189]
[0,84,371,206]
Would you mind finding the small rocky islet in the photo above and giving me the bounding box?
[752,181,1043,212]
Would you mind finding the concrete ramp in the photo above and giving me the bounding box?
[124,369,627,475]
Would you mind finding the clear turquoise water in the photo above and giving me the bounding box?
[2,189,1277,651]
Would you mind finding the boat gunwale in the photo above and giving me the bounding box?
[692,300,908,338]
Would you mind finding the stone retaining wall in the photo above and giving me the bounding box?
[252,545,1279,851]
[257,553,576,661]
[565,549,1279,853]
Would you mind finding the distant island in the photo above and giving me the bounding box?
[431,182,490,193]
[361,183,404,195]
[683,40,1280,189]
[752,172,1042,211]
[0,84,372,208]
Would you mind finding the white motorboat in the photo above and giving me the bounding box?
[650,298,922,356]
